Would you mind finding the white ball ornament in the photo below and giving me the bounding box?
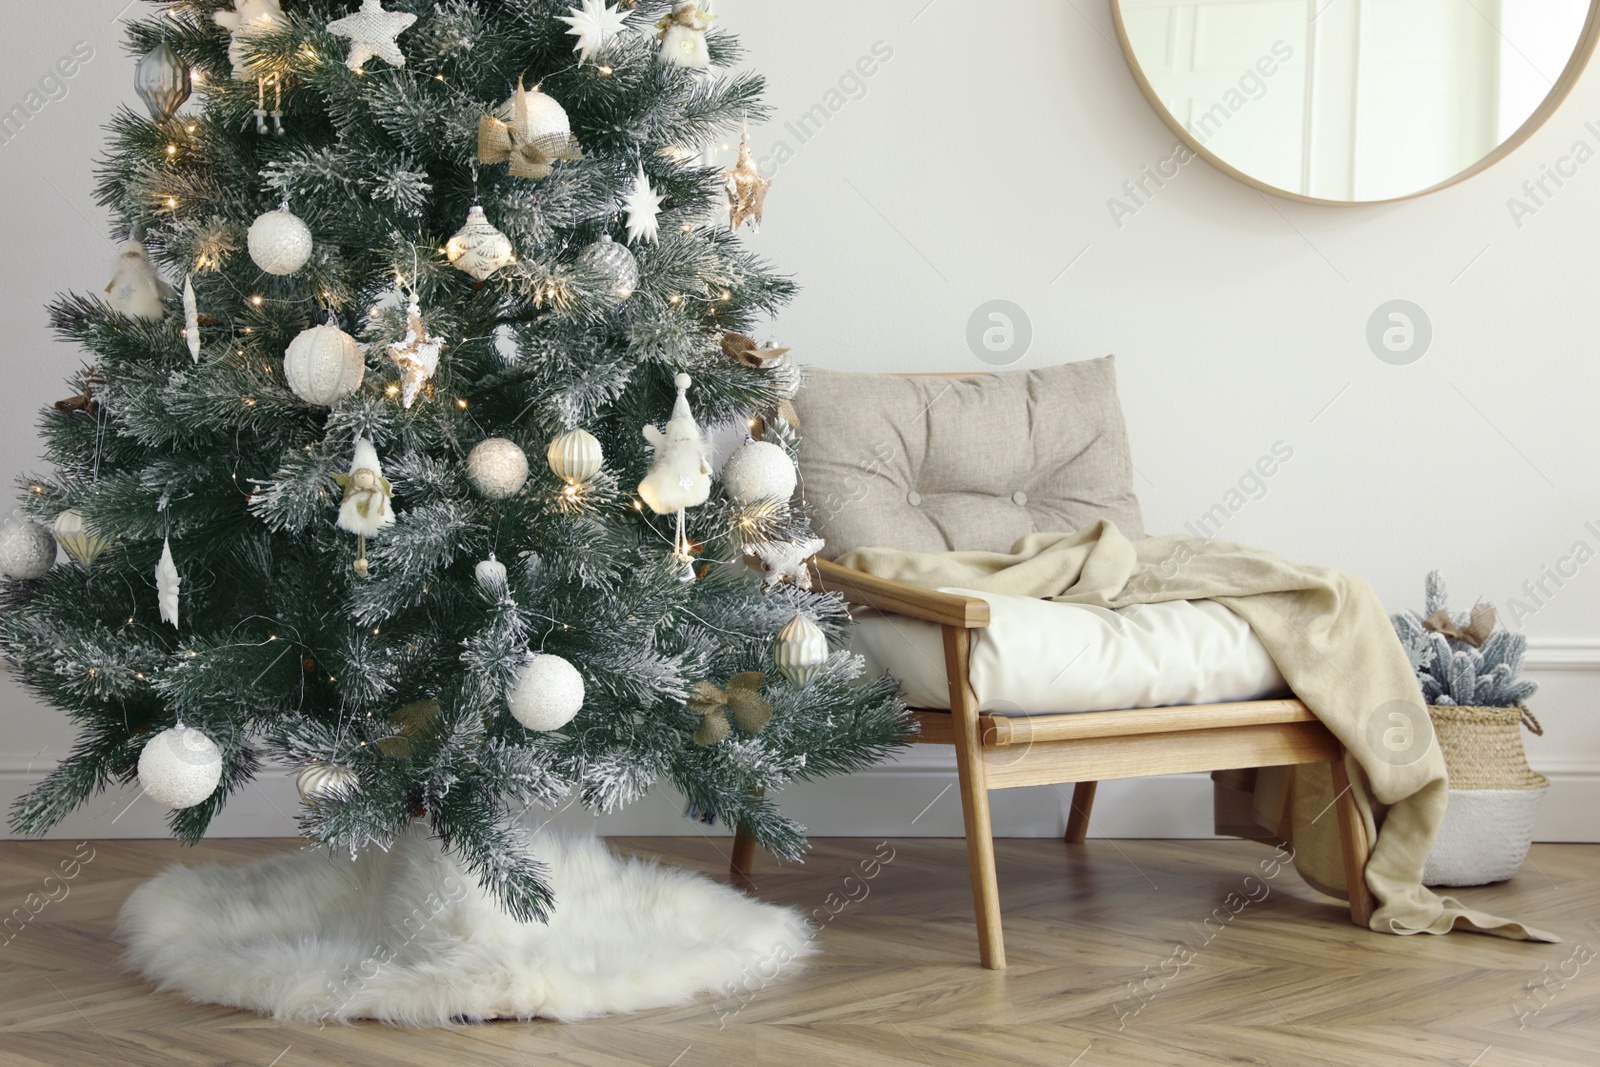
[547,428,602,485]
[138,725,223,809]
[467,438,530,499]
[721,441,797,505]
[0,518,57,579]
[474,554,509,599]
[284,320,365,406]
[248,205,313,275]
[507,653,585,731]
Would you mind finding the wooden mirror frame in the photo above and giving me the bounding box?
[1109,0,1600,205]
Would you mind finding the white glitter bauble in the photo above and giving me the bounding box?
[774,612,827,687]
[284,322,365,406]
[466,438,529,499]
[721,441,796,505]
[247,207,313,275]
[446,205,516,282]
[296,761,360,803]
[52,509,111,569]
[138,725,223,809]
[575,234,639,304]
[507,653,585,731]
[0,518,56,579]
[547,428,602,485]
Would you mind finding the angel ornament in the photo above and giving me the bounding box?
[334,438,395,577]
[104,240,174,321]
[639,373,711,575]
[655,2,714,69]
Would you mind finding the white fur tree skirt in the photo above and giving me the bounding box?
[117,828,812,1025]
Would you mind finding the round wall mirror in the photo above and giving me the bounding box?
[1112,0,1600,203]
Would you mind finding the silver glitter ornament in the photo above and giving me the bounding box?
[575,234,639,305]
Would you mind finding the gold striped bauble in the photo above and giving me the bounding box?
[296,762,360,803]
[774,613,827,687]
[547,428,602,485]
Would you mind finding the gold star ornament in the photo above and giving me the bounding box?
[722,136,770,232]
[386,293,444,409]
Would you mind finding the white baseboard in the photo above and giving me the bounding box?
[3,755,1595,843]
[4,638,1598,842]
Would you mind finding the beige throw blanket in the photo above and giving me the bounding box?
[838,522,1553,941]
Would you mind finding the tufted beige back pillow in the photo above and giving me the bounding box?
[793,357,1144,558]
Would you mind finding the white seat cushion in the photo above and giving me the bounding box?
[849,590,1287,715]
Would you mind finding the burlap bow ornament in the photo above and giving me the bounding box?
[687,671,772,745]
[477,80,583,180]
[1422,601,1497,647]
[721,332,800,428]
[375,698,443,759]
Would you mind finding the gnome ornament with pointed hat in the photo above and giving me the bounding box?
[334,437,395,576]
[639,372,712,570]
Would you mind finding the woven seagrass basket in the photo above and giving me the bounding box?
[1422,704,1547,887]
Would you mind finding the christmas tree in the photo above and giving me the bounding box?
[2,0,907,921]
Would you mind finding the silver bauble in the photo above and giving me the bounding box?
[296,761,360,803]
[466,438,529,499]
[575,234,639,304]
[134,42,192,123]
[774,612,827,687]
[248,207,313,275]
[547,428,603,485]
[507,653,585,731]
[138,725,223,809]
[721,441,797,505]
[446,205,515,282]
[284,322,365,406]
[0,518,57,579]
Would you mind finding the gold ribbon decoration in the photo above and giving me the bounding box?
[477,79,583,180]
[687,671,772,745]
[1421,601,1497,647]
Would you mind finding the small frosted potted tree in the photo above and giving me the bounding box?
[1391,572,1547,886]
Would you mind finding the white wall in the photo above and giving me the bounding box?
[1,1,1596,844]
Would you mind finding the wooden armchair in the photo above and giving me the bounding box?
[731,558,1376,969]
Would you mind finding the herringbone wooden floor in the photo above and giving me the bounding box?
[0,835,1594,1066]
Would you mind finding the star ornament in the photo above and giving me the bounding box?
[560,0,629,65]
[723,136,771,231]
[750,536,825,592]
[327,0,418,72]
[386,294,444,409]
[623,163,664,244]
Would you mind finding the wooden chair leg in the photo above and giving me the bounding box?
[1064,781,1097,844]
[942,624,1005,969]
[730,823,758,891]
[1330,755,1376,928]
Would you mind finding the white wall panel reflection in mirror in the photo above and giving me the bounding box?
[1113,0,1598,202]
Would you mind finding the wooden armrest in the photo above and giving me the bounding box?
[811,558,990,629]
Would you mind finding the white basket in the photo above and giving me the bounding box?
[1422,786,1549,887]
